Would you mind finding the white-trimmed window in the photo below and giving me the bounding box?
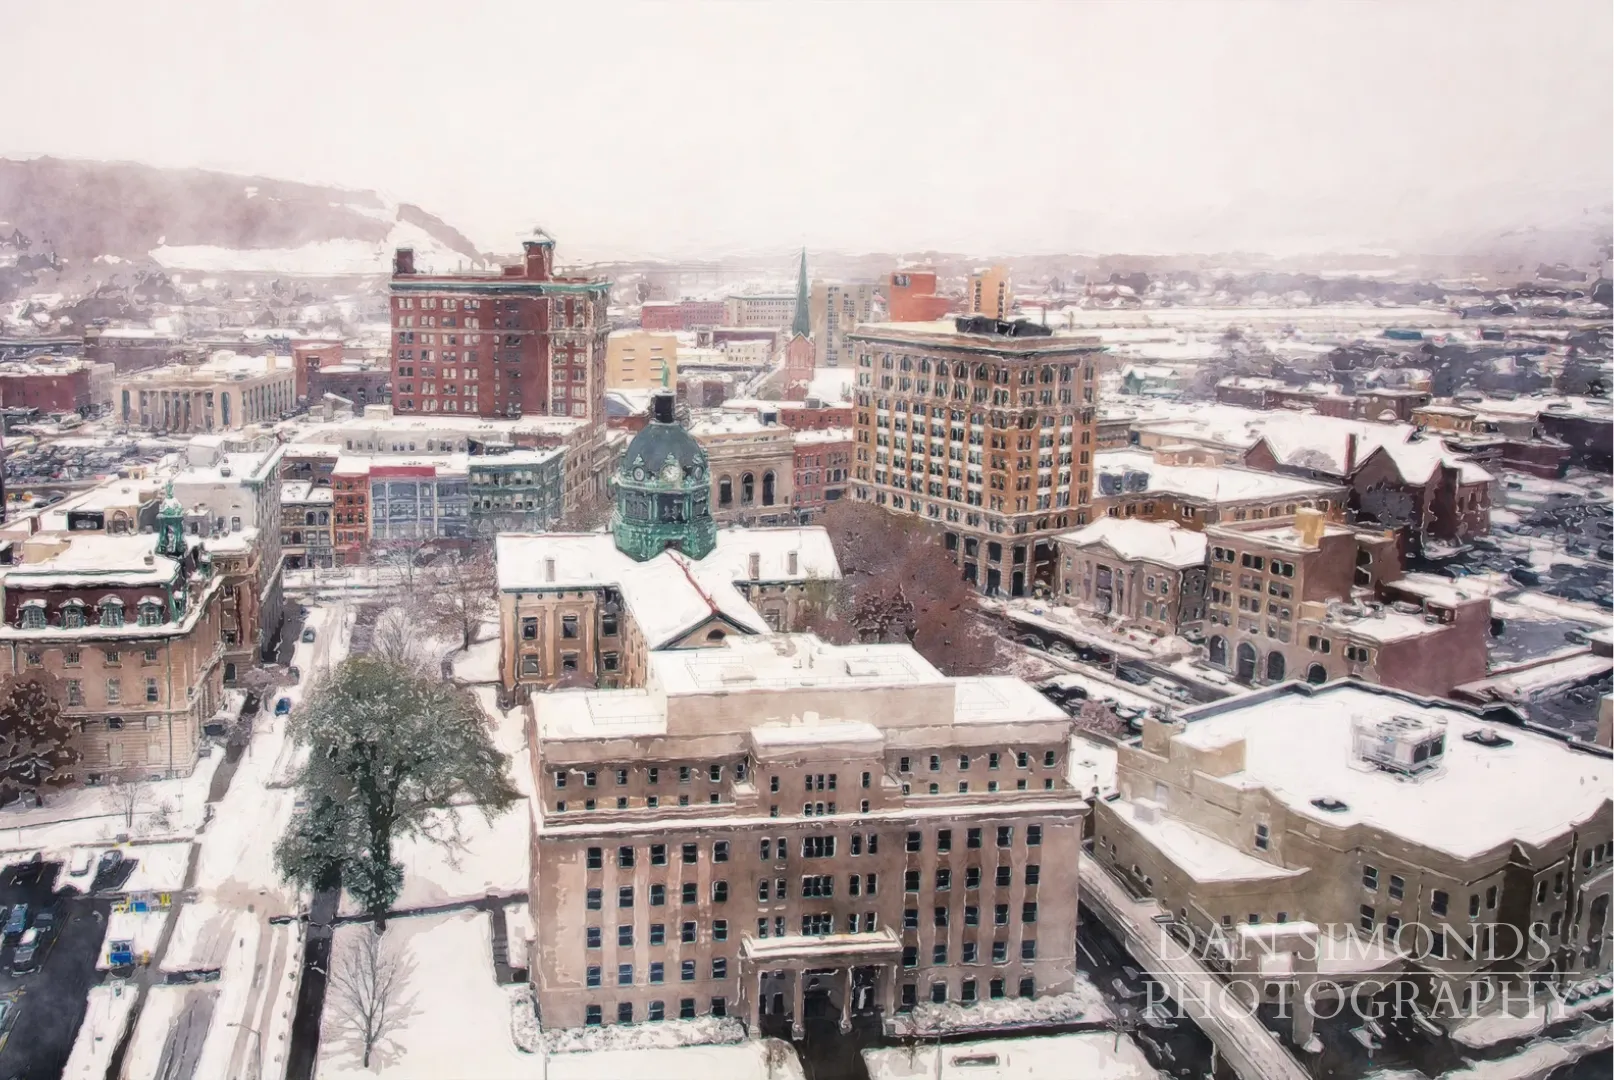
[99,597,125,628]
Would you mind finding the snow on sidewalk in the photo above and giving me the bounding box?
[542,1015,745,1055]
[0,751,222,855]
[546,1040,805,1080]
[865,1031,1157,1080]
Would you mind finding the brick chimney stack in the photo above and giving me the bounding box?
[393,247,416,275]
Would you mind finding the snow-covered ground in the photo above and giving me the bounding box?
[504,901,531,970]
[318,910,540,1079]
[150,216,475,277]
[1068,736,1119,799]
[543,1015,746,1055]
[865,1031,1157,1080]
[452,630,502,686]
[0,751,221,856]
[61,983,138,1080]
[546,1040,804,1080]
[337,801,529,916]
[886,980,1113,1039]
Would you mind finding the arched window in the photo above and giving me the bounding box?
[221,392,232,426]
[718,476,733,508]
[305,512,316,525]
[762,471,776,506]
[99,597,125,628]
[61,600,86,629]
[1208,635,1227,668]
[1306,663,1328,685]
[1235,642,1258,684]
[19,603,44,630]
[1266,651,1286,682]
[138,601,163,627]
[741,473,755,505]
[291,531,303,545]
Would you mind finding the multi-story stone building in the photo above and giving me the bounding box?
[0,498,226,778]
[811,282,880,369]
[848,317,1105,597]
[968,267,1012,320]
[468,449,566,536]
[494,391,838,695]
[1092,448,1347,530]
[171,444,286,670]
[1202,509,1488,696]
[887,270,949,323]
[724,295,799,332]
[526,632,1085,1035]
[1093,681,1611,1035]
[1053,519,1208,638]
[281,481,334,570]
[691,413,797,527]
[114,352,296,433]
[0,358,115,416]
[389,232,611,423]
[331,459,370,566]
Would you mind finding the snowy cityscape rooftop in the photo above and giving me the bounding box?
[1173,682,1613,859]
[1095,449,1342,503]
[3,532,177,587]
[1057,518,1209,568]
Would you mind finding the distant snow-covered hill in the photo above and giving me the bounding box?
[0,157,484,276]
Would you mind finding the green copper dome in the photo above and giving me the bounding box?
[611,391,716,561]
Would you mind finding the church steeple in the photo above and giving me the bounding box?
[790,247,811,340]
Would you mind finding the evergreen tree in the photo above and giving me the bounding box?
[0,674,79,803]
[275,657,518,929]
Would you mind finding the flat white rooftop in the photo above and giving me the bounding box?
[1175,683,1611,860]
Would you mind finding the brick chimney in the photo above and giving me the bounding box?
[1343,432,1359,476]
[1294,507,1325,548]
[393,247,415,275]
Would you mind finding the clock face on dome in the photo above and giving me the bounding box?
[662,462,682,484]
[633,467,645,481]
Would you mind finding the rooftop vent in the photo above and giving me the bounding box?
[1463,727,1513,749]
[1310,797,1350,813]
[1351,713,1447,778]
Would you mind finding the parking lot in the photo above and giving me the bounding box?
[0,855,130,1079]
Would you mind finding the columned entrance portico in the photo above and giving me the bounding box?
[739,929,902,1039]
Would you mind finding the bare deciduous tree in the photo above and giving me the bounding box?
[327,926,411,1069]
[368,606,434,676]
[425,548,496,653]
[107,768,147,828]
[805,500,1002,676]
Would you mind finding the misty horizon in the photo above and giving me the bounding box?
[5,0,1612,263]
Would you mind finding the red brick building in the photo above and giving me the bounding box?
[291,340,344,402]
[640,299,725,331]
[332,460,370,565]
[389,232,611,422]
[792,428,853,521]
[887,269,950,322]
[308,363,390,408]
[0,360,105,415]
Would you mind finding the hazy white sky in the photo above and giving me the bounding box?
[5,0,1610,260]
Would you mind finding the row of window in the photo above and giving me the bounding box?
[584,997,719,1025]
[561,763,729,788]
[17,597,167,630]
[903,939,1038,967]
[898,752,1057,773]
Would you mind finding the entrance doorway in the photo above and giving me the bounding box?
[1236,642,1258,683]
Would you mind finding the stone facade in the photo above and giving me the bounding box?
[848,319,1103,597]
[527,635,1084,1035]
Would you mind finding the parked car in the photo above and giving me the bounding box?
[3,905,27,942]
[1116,668,1151,686]
[10,928,42,975]
[68,849,94,877]
[300,628,316,644]
[98,849,123,877]
[274,697,293,717]
[30,908,56,936]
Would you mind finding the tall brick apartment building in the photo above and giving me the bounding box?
[389,232,611,423]
[848,317,1104,596]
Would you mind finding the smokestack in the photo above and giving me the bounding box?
[1344,432,1359,476]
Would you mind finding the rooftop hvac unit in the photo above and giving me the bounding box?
[1351,713,1447,778]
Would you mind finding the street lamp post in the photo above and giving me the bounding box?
[226,1021,262,1080]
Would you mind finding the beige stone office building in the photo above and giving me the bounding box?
[690,413,797,527]
[114,352,296,433]
[1203,509,1488,698]
[525,634,1085,1035]
[1053,518,1208,638]
[810,282,880,370]
[606,331,679,390]
[1094,680,1612,1028]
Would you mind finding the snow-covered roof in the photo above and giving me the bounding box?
[4,533,178,589]
[497,528,840,650]
[1057,519,1207,568]
[1108,797,1305,883]
[1173,682,1611,860]
[1095,450,1339,504]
